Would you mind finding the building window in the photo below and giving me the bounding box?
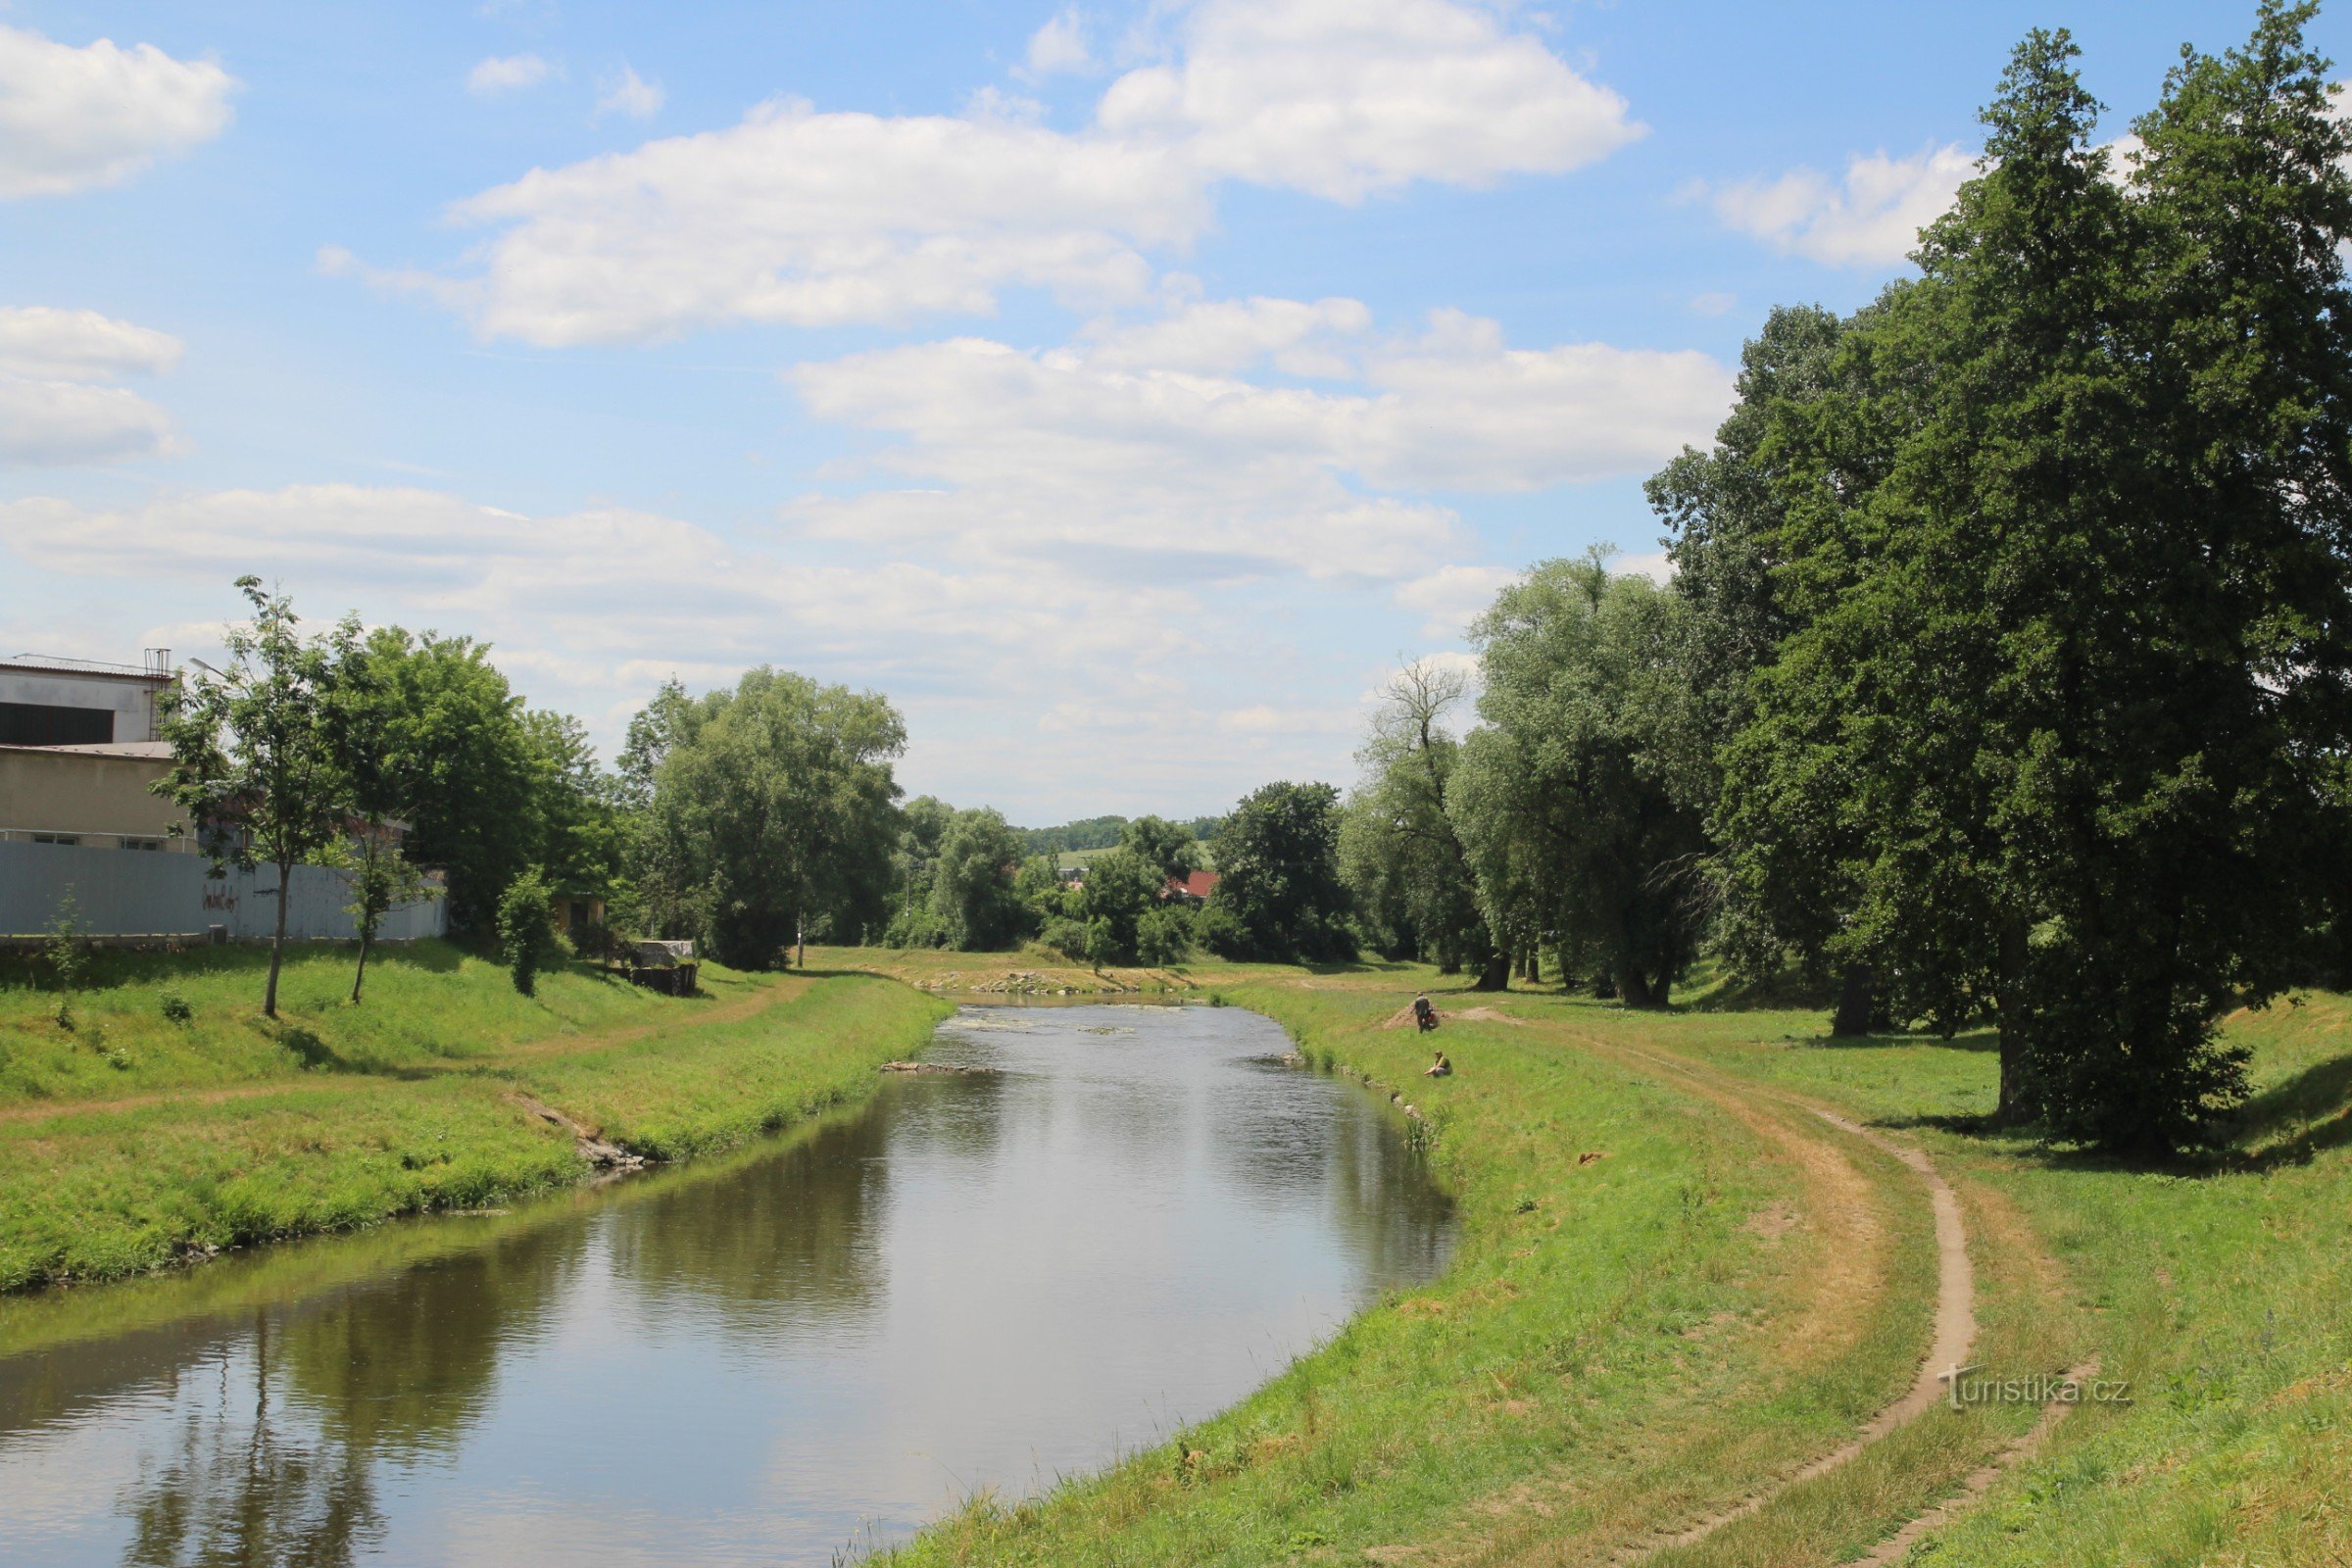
[0,702,114,746]
[30,833,81,846]
[126,839,162,851]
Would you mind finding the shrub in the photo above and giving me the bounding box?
[44,894,87,1031]
[496,870,559,997]
[1040,917,1094,963]
[1136,906,1195,966]
[1194,904,1247,959]
[160,989,194,1024]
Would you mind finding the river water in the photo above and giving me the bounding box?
[0,1002,1452,1567]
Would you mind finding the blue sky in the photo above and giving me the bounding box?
[1,0,2329,822]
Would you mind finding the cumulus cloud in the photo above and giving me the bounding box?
[1022,8,1094,79]
[436,104,1197,343]
[597,65,663,120]
[0,378,179,465]
[347,0,1637,343]
[0,306,182,380]
[1097,0,1643,202]
[784,302,1728,581]
[1705,143,1975,268]
[0,305,184,465]
[467,54,556,97]
[1078,294,1371,375]
[0,23,237,198]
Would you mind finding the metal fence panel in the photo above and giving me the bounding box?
[0,841,445,942]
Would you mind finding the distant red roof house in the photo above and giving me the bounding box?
[1163,870,1220,905]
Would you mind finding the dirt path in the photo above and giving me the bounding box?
[0,976,806,1129]
[1529,1022,2081,1566]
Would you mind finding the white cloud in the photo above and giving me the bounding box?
[351,0,1636,343]
[1393,563,1517,637]
[597,65,664,121]
[1707,143,1975,268]
[784,301,1728,580]
[437,102,1197,343]
[1688,290,1736,317]
[1097,0,1643,202]
[0,307,182,380]
[467,54,556,97]
[1079,294,1371,375]
[0,377,179,465]
[0,305,184,465]
[1022,8,1094,79]
[1613,547,1673,583]
[0,23,237,198]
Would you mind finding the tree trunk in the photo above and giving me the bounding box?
[265,858,292,1018]
[1831,963,1876,1038]
[1651,967,1672,1009]
[351,927,373,1004]
[1994,919,2031,1123]
[795,911,806,971]
[1520,948,1540,985]
[1616,961,1653,1009]
[1474,948,1511,991]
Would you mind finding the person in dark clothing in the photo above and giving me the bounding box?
[1413,994,1438,1032]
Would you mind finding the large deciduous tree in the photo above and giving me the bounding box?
[1452,554,1712,1006]
[639,667,905,969]
[1208,782,1355,963]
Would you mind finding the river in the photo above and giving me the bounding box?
[0,1001,1453,1567]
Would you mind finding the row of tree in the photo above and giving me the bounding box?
[1340,6,2352,1154]
[160,578,624,1014]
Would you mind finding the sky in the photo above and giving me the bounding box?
[0,0,2333,823]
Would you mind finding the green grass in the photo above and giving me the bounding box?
[0,941,951,1292]
[871,961,2352,1567]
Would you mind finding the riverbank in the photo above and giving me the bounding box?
[871,960,2351,1567]
[0,942,951,1292]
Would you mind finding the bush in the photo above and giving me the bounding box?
[44,894,87,1031]
[496,870,559,997]
[160,989,194,1024]
[1040,917,1095,963]
[1136,906,1195,966]
[1194,904,1248,959]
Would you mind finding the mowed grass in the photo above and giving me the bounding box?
[0,941,703,1103]
[871,963,2352,1567]
[0,943,951,1292]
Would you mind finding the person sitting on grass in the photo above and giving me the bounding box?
[1425,1051,1451,1078]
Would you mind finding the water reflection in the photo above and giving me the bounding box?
[0,1004,1451,1568]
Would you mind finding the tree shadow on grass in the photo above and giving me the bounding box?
[2228,1052,2352,1173]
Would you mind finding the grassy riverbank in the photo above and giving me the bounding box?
[0,942,951,1292]
[868,958,2350,1567]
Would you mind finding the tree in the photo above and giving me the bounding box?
[1118,815,1200,882]
[497,869,557,997]
[1649,305,1887,1030]
[156,578,360,1019]
[1340,659,1503,985]
[356,629,544,932]
[1072,847,1163,964]
[1451,554,1713,1006]
[1209,782,1355,963]
[929,808,1029,951]
[641,667,905,969]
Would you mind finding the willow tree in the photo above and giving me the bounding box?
[640,668,905,968]
[1452,554,1713,1006]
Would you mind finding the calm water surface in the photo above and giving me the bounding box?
[0,1002,1452,1566]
